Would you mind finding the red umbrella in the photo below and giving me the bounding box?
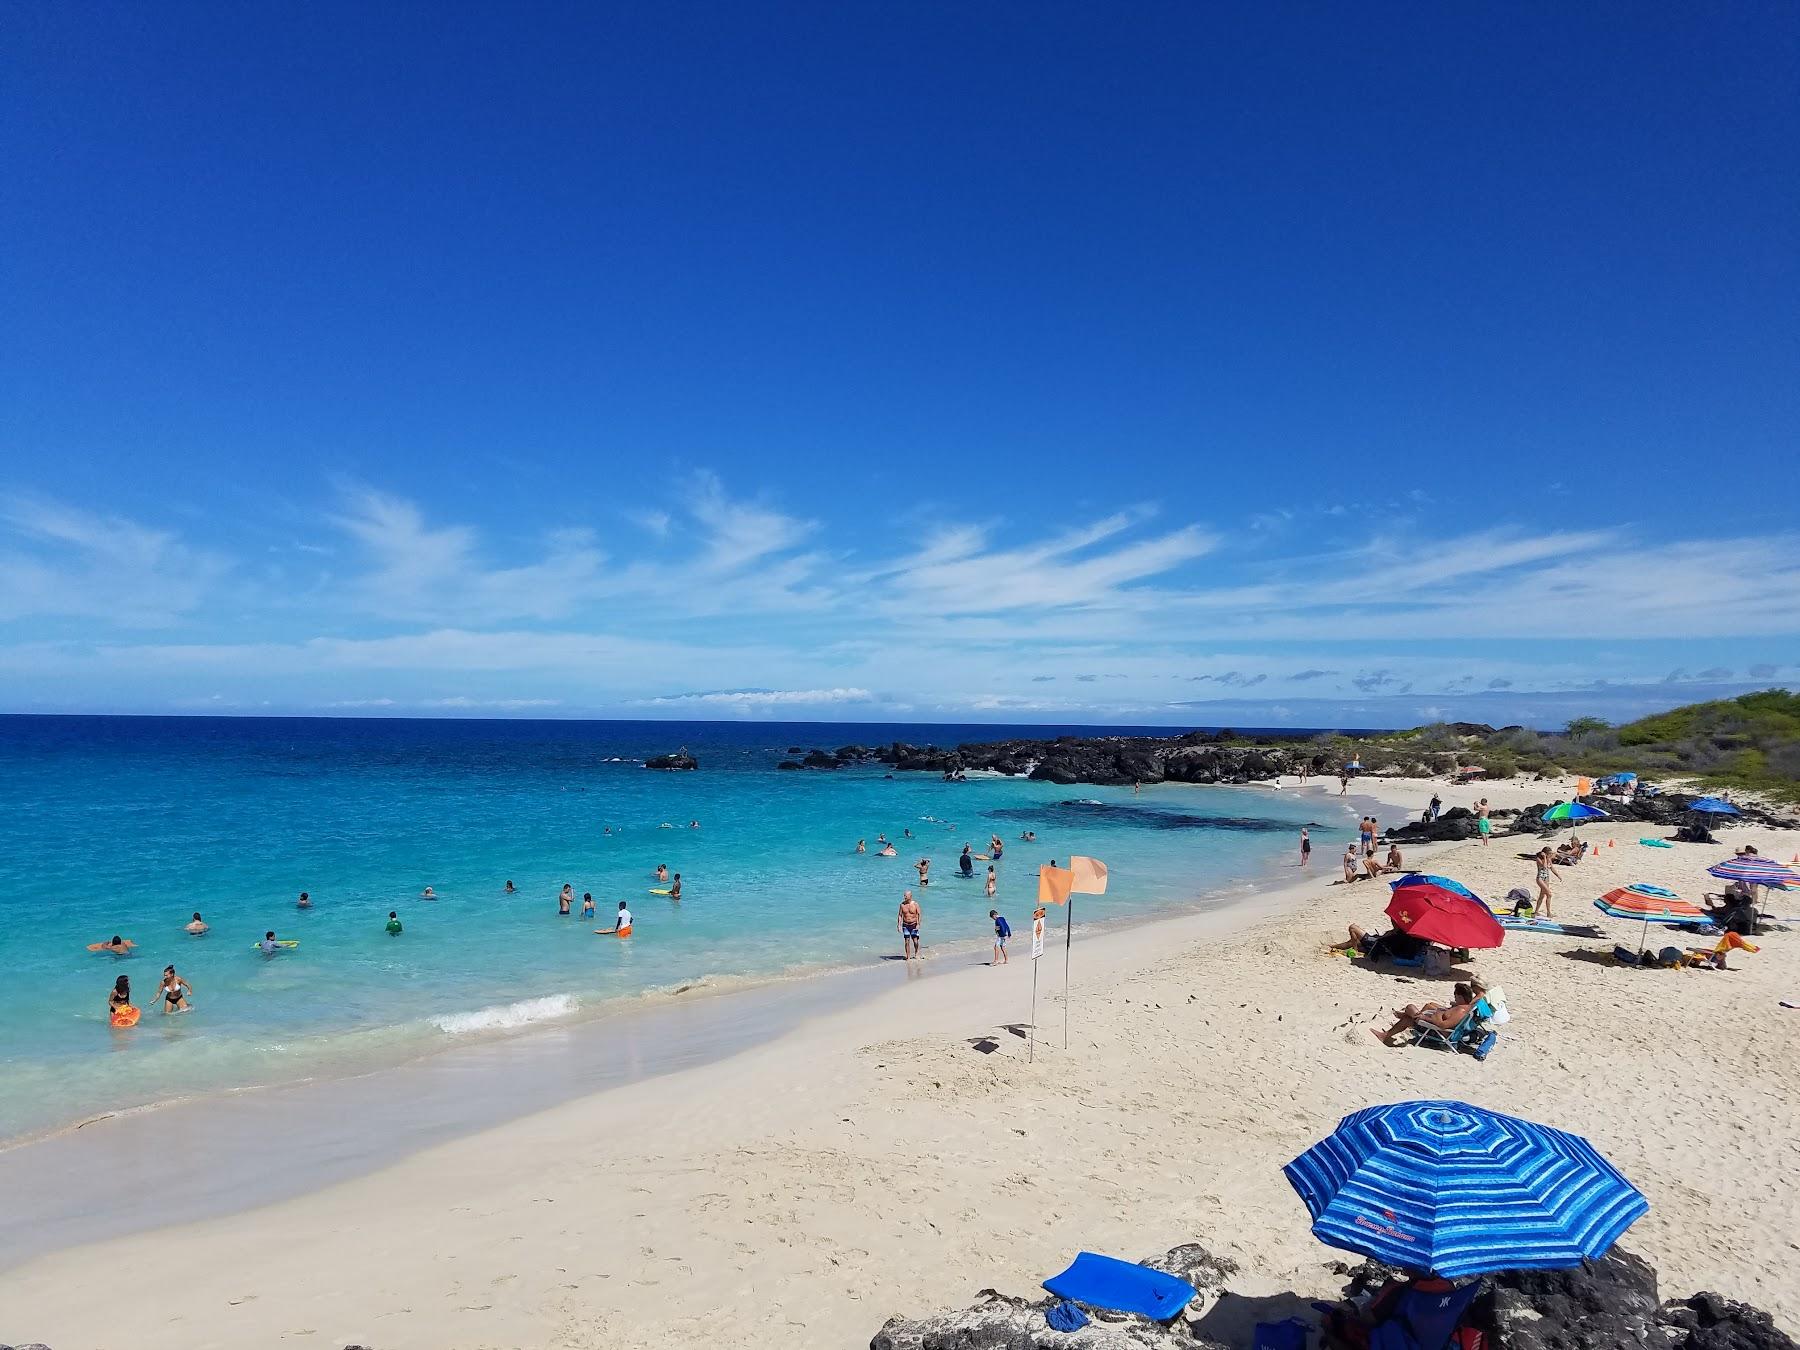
[1387,877,1505,949]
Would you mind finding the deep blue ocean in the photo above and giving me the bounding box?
[0,716,1340,1140]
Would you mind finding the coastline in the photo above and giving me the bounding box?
[0,780,1358,1265]
[6,773,1795,1348]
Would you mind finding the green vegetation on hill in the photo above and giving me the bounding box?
[1236,690,1800,801]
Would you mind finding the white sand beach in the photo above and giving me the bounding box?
[4,775,1797,1348]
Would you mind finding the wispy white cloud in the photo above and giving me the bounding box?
[644,687,873,708]
[0,493,231,627]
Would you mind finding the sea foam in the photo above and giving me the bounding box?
[432,993,578,1035]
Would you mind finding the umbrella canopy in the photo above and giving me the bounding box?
[1687,797,1740,816]
[1284,1100,1648,1278]
[1542,802,1609,823]
[1594,883,1705,922]
[1387,874,1504,949]
[1707,856,1799,889]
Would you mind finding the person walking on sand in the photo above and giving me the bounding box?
[1338,771,1349,796]
[898,890,922,961]
[1476,798,1491,845]
[1300,827,1312,866]
[1532,847,1562,919]
[989,909,1011,965]
[985,863,997,898]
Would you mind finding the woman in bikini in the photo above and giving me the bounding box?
[160,964,194,1014]
[1533,847,1561,919]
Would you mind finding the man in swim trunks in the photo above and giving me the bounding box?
[655,864,669,882]
[1476,798,1491,843]
[559,884,573,915]
[898,890,922,961]
[989,909,1011,965]
[186,912,208,935]
[597,901,633,935]
[990,835,1003,860]
[88,935,136,954]
[668,873,681,901]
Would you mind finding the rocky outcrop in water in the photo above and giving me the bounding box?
[644,751,698,771]
[867,734,1327,788]
[871,1245,1798,1350]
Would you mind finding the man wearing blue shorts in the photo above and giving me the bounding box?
[898,890,922,961]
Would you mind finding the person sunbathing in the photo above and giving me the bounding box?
[1371,983,1474,1046]
[1330,924,1425,963]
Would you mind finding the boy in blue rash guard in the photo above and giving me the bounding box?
[989,910,1011,966]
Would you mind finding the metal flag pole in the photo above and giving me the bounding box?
[1029,953,1039,1062]
[1063,893,1074,1050]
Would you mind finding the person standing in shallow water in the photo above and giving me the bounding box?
[558,885,573,915]
[1300,828,1311,866]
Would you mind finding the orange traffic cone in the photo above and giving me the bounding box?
[1609,839,1615,848]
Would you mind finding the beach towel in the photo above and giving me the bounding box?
[1639,838,1673,848]
[1042,1252,1197,1322]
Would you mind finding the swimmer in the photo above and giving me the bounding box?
[160,964,193,1014]
[185,912,208,935]
[659,822,674,829]
[655,864,669,883]
[1020,830,1036,842]
[596,900,633,936]
[959,845,975,877]
[108,974,132,1018]
[688,820,699,829]
[504,880,516,894]
[986,864,997,897]
[581,891,596,918]
[668,873,682,902]
[258,930,281,955]
[855,840,867,854]
[903,828,913,839]
[88,935,136,955]
[421,886,437,900]
[297,891,312,909]
[878,843,897,857]
[990,835,1004,860]
[558,884,573,916]
[877,833,889,846]
[385,911,403,935]
[915,858,931,887]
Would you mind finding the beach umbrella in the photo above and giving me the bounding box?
[1386,874,1504,949]
[1283,1100,1648,1277]
[1594,883,1706,955]
[1687,797,1740,816]
[1542,802,1608,823]
[1706,856,1798,889]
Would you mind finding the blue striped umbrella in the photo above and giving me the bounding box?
[1283,1100,1648,1277]
[1707,856,1798,889]
[1687,797,1740,816]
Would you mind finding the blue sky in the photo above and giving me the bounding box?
[2,2,1796,727]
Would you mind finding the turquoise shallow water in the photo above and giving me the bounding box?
[0,716,1336,1141]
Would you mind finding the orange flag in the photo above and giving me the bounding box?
[1037,864,1073,905]
[1069,855,1109,895]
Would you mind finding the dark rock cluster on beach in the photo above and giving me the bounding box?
[774,734,1329,787]
[869,1244,1798,1350]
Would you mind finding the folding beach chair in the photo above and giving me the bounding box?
[1411,1009,1474,1053]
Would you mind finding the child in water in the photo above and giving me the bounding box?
[385,911,403,935]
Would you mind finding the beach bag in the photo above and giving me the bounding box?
[1422,946,1452,978]
[1484,987,1510,1026]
